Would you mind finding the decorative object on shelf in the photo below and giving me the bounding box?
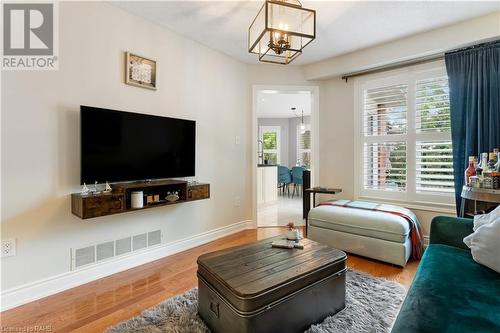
[131,191,144,209]
[146,195,154,205]
[81,183,90,195]
[91,181,100,194]
[165,191,180,203]
[103,181,112,193]
[154,194,160,202]
[125,52,157,90]
[248,0,316,65]
[286,222,300,240]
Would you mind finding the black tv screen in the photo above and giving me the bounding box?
[81,106,195,184]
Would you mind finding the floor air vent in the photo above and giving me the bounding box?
[72,230,162,270]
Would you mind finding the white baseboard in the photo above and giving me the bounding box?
[1,220,254,311]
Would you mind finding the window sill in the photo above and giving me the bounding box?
[357,195,456,214]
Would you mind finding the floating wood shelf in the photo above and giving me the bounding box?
[71,180,210,219]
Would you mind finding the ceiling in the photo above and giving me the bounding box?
[257,90,311,118]
[112,1,499,65]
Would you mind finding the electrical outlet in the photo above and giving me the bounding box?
[234,196,241,207]
[1,239,16,257]
[235,135,240,145]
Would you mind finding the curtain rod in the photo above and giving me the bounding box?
[341,38,500,82]
[341,53,444,82]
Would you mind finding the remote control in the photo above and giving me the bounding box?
[271,240,295,249]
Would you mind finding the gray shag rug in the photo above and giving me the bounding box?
[107,269,406,333]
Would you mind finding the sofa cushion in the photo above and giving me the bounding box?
[392,244,500,333]
[464,216,500,273]
[308,205,410,243]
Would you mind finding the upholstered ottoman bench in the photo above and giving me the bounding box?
[308,200,423,267]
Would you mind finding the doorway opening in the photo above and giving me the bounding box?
[252,86,319,228]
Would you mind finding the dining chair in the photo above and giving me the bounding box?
[291,166,304,198]
[278,165,292,197]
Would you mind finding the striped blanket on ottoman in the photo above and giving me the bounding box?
[318,200,424,259]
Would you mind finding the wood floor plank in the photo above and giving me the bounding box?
[0,228,419,333]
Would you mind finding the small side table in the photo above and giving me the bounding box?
[304,187,342,236]
[460,186,500,217]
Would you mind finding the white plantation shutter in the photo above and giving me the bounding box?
[358,65,454,205]
[297,124,311,168]
[363,142,407,191]
[416,141,454,193]
[362,84,408,193]
[363,84,408,136]
[414,76,453,194]
[415,77,451,133]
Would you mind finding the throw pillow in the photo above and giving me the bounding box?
[473,205,500,231]
[464,216,500,273]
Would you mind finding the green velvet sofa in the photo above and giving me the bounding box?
[392,216,500,333]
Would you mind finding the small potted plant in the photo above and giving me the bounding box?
[286,222,300,241]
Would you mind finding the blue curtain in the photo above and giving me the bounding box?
[445,41,500,214]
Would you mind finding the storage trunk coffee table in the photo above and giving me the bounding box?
[197,236,347,333]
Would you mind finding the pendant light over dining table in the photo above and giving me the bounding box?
[248,0,316,65]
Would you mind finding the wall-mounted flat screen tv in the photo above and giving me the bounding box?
[81,106,195,184]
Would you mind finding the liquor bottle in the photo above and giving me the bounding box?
[475,155,483,176]
[480,153,488,172]
[465,156,476,186]
[488,152,496,172]
[493,148,499,171]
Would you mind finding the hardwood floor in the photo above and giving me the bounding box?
[1,227,419,332]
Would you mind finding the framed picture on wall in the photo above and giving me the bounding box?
[125,52,157,90]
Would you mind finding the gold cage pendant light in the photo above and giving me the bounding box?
[248,0,316,65]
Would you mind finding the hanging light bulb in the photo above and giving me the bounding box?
[300,109,306,134]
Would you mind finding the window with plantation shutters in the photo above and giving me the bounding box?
[357,64,455,206]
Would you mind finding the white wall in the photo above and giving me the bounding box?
[318,79,355,200]
[1,2,252,292]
